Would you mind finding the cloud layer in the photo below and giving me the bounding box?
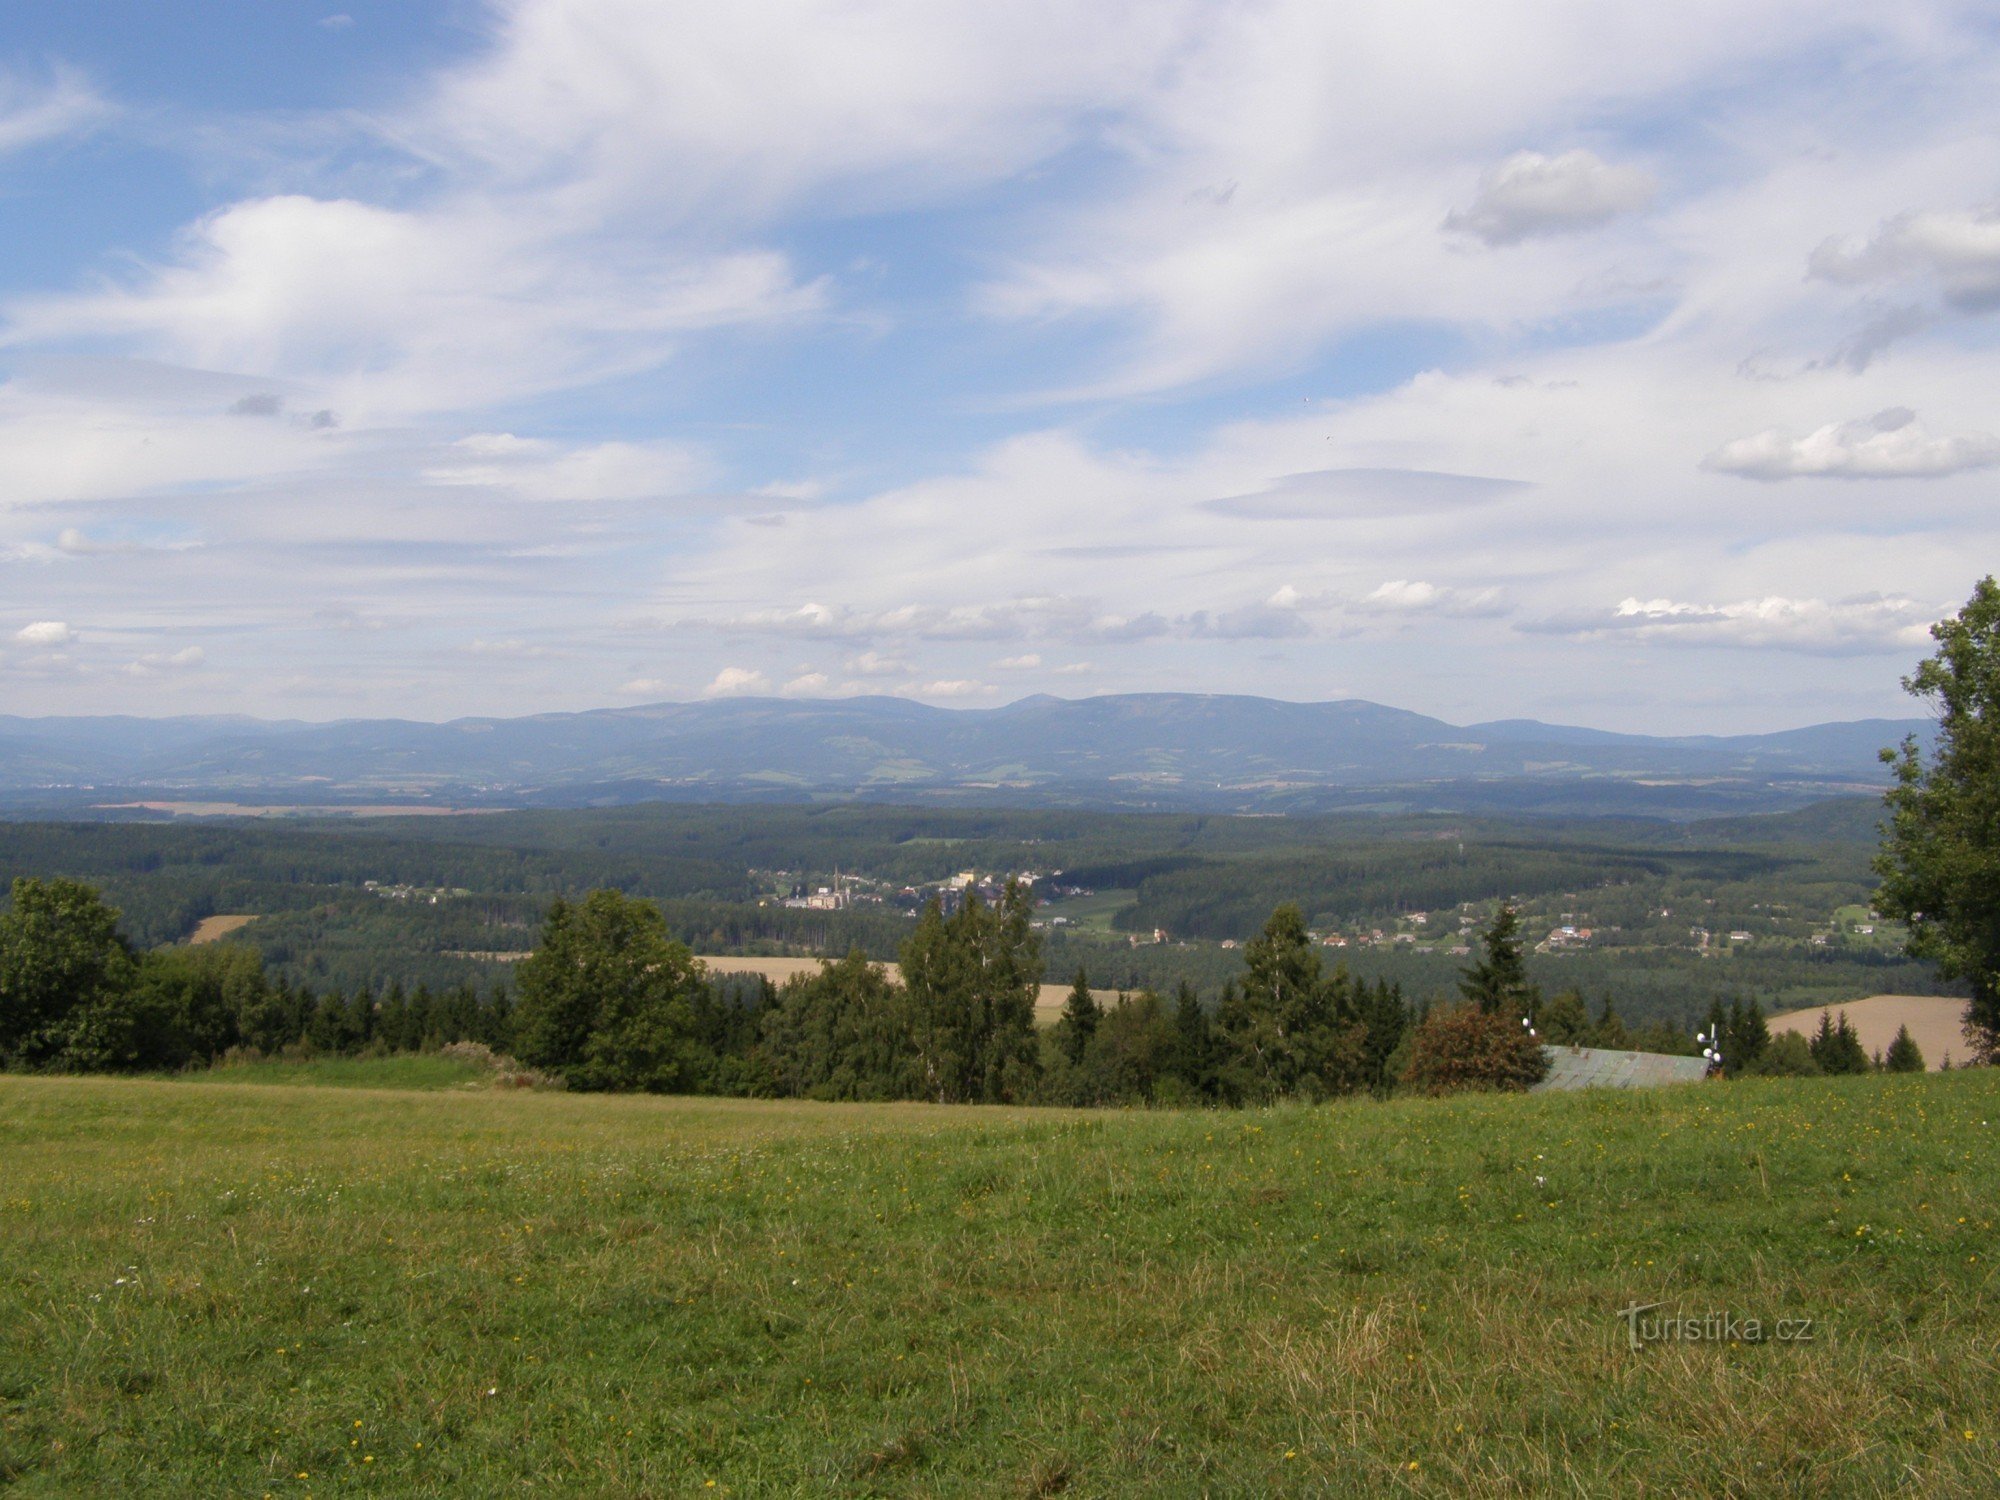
[3,0,1998,730]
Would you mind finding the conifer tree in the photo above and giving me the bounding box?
[1721,998,1770,1077]
[1225,904,1365,1101]
[1458,905,1538,1017]
[1053,967,1101,1067]
[1168,981,1215,1100]
[1883,1024,1926,1073]
[1808,1011,1871,1075]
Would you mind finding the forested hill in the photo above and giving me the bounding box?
[0,694,1929,819]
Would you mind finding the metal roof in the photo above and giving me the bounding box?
[1533,1045,1711,1092]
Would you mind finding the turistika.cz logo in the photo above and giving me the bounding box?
[1616,1302,1816,1352]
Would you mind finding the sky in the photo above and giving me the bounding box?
[2,0,1998,733]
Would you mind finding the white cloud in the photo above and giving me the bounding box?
[15,620,76,646]
[994,653,1042,670]
[1445,150,1657,246]
[903,678,994,698]
[1810,208,2000,309]
[122,647,206,676]
[426,433,712,501]
[318,13,355,30]
[781,671,829,695]
[616,677,672,697]
[702,665,771,696]
[845,650,910,676]
[0,65,109,156]
[1532,593,1939,654]
[1704,409,2000,480]
[1354,579,1506,617]
[7,196,820,420]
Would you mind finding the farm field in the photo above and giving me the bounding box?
[2,1068,1996,1495]
[187,913,258,945]
[1767,995,1972,1071]
[698,954,1120,1025]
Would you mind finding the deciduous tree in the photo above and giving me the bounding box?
[1874,575,2000,1063]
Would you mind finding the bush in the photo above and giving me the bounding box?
[1750,1031,1821,1077]
[1400,1003,1550,1095]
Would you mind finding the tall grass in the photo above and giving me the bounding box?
[2,1064,1994,1494]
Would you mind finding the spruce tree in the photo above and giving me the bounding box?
[1883,1024,1926,1073]
[1053,967,1101,1067]
[1458,905,1537,1017]
[1722,999,1770,1077]
[1169,981,1215,1100]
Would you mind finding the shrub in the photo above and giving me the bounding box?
[1750,1031,1821,1077]
[1400,1002,1550,1095]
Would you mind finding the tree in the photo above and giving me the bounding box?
[1219,904,1365,1102]
[1721,999,1770,1078]
[1085,990,1177,1103]
[1537,990,1592,1046]
[1400,1002,1550,1094]
[1808,1011,1870,1076]
[758,951,910,1100]
[1874,575,2000,1063]
[1751,1031,1821,1077]
[513,889,706,1091]
[1052,967,1101,1067]
[1165,981,1216,1102]
[1883,1024,1926,1073]
[1458,905,1538,1017]
[0,878,139,1071]
[899,883,1042,1104]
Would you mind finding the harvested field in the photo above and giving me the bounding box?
[697,954,1119,1024]
[1768,993,1973,1069]
[186,914,258,944]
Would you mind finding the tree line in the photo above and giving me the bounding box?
[13,869,1898,1103]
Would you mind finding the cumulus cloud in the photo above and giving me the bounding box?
[1445,149,1657,246]
[994,653,1042,670]
[1529,593,1937,654]
[702,665,771,696]
[616,677,672,697]
[15,620,76,646]
[780,671,829,695]
[123,647,206,676]
[1810,209,2000,310]
[1704,409,2000,481]
[1353,579,1506,617]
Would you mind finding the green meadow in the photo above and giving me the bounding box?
[2,1065,1995,1496]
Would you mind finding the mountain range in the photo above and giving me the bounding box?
[0,694,1929,820]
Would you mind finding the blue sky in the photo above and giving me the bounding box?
[3,1,1999,731]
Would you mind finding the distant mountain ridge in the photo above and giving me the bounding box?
[0,694,1929,820]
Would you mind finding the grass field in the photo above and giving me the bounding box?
[2,1067,1996,1496]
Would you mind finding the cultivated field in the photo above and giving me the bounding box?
[698,955,1119,1025]
[1768,995,1973,1070]
[187,914,259,945]
[1,1069,1995,1495]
